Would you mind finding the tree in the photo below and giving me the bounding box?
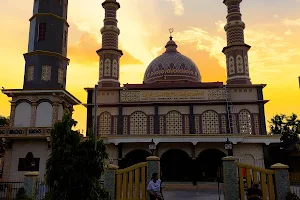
[44,112,109,200]
[0,116,9,127]
[269,113,300,150]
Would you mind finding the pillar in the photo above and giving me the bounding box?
[103,164,119,200]
[9,103,16,127]
[2,149,12,181]
[146,156,160,200]
[271,163,290,200]
[222,156,239,200]
[52,102,59,125]
[24,172,40,198]
[30,102,37,127]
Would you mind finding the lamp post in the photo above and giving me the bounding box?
[149,139,156,156]
[224,138,233,156]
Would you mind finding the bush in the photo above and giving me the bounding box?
[16,187,33,200]
[286,192,300,200]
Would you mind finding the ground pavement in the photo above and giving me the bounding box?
[163,190,225,200]
[162,182,225,200]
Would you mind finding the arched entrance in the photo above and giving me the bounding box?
[197,149,226,182]
[161,149,192,182]
[122,149,151,168]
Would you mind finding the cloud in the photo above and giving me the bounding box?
[165,0,184,16]
[285,29,293,35]
[283,18,300,26]
[68,32,143,66]
[170,22,300,83]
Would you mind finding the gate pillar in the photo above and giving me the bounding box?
[103,164,119,200]
[271,163,290,200]
[222,156,239,200]
[146,156,160,200]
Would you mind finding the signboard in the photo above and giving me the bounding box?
[120,89,226,102]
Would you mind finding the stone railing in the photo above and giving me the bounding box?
[0,127,51,137]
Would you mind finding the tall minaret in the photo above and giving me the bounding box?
[222,0,251,84]
[23,0,69,89]
[97,0,123,87]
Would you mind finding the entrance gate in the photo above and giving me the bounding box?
[115,162,147,200]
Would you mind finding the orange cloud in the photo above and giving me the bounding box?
[68,32,143,66]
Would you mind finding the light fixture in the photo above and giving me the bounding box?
[149,139,156,156]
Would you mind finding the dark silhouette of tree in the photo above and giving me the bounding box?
[44,112,109,200]
[0,116,9,127]
[269,113,300,150]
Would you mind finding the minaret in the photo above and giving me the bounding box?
[97,0,123,87]
[23,0,69,89]
[222,0,251,84]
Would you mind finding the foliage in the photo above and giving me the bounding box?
[16,187,33,200]
[286,191,300,200]
[0,115,9,127]
[44,112,109,200]
[269,113,300,150]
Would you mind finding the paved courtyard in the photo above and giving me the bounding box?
[163,189,225,200]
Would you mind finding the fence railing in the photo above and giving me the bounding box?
[236,163,276,200]
[115,162,147,200]
[0,181,24,199]
[290,178,300,198]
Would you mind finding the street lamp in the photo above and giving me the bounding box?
[149,139,156,156]
[224,138,233,156]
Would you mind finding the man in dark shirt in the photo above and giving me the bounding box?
[247,182,263,200]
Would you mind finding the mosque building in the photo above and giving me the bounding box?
[84,0,280,181]
[0,0,279,182]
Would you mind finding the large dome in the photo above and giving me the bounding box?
[143,37,201,84]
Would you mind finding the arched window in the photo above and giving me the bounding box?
[14,102,32,127]
[241,154,255,166]
[129,112,147,135]
[239,110,252,134]
[98,112,111,135]
[202,110,219,134]
[166,111,182,135]
[36,101,53,127]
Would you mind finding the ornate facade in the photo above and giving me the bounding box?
[84,0,280,182]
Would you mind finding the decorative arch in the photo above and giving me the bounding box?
[201,110,219,134]
[129,111,147,135]
[244,55,249,74]
[166,110,182,135]
[241,154,256,165]
[104,58,111,76]
[99,60,103,77]
[239,109,252,134]
[14,102,32,127]
[123,149,151,168]
[36,101,53,127]
[161,149,191,181]
[36,98,53,105]
[228,56,235,75]
[197,149,227,181]
[97,112,111,135]
[112,59,118,77]
[236,54,244,73]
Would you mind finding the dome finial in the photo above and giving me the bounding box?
[169,28,174,40]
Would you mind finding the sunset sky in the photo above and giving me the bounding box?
[0,0,299,132]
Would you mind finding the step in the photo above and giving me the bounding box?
[162,182,223,191]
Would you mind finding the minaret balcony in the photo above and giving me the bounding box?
[0,127,51,139]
